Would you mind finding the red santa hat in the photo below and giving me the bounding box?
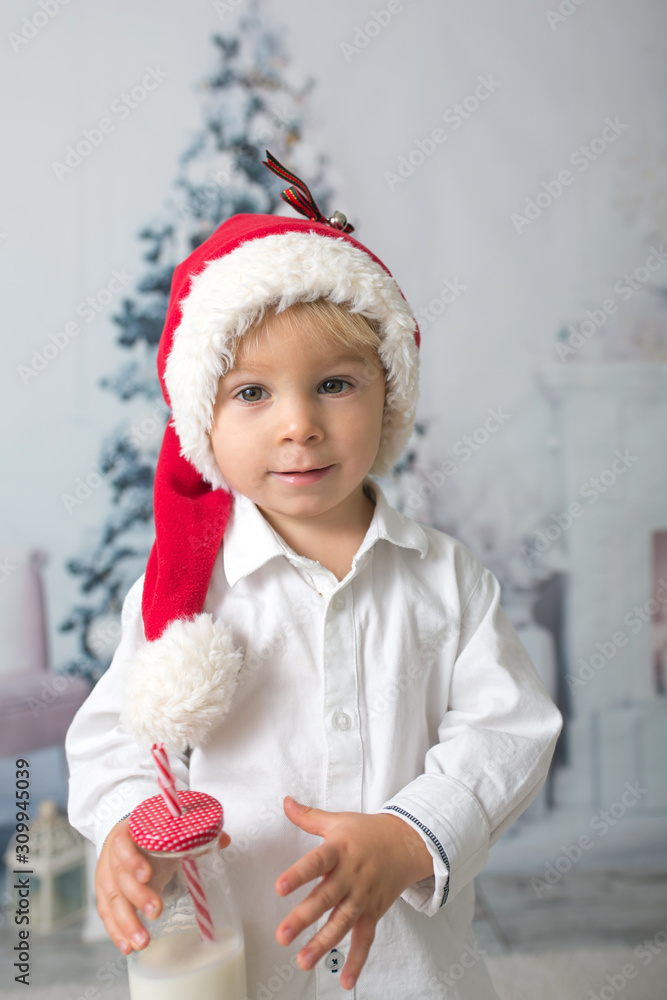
[121,153,421,752]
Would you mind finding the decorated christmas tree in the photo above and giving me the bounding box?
[58,2,335,684]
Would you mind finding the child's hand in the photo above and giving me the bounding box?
[275,796,434,991]
[95,816,231,955]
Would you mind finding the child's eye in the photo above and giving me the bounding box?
[235,386,267,403]
[234,379,352,404]
[319,378,352,394]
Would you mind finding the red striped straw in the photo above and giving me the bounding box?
[151,743,215,943]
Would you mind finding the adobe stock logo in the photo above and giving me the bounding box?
[402,406,511,514]
[588,921,667,1000]
[17,268,133,385]
[51,67,168,181]
[546,0,589,30]
[384,74,502,191]
[566,579,667,692]
[340,1,416,62]
[8,0,74,54]
[414,278,468,331]
[530,780,648,898]
[555,245,667,361]
[520,449,639,566]
[511,117,629,234]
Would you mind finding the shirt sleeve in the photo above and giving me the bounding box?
[64,575,190,856]
[378,563,563,917]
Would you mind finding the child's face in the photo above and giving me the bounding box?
[209,309,386,520]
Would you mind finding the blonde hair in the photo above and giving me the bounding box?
[231,298,385,374]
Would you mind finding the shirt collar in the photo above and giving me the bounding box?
[222,476,429,588]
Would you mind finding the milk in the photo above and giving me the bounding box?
[127,925,247,1000]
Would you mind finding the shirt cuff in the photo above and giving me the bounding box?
[93,780,166,858]
[380,773,490,917]
[68,761,190,858]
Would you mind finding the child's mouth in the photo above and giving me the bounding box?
[270,465,334,484]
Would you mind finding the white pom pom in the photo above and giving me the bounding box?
[121,614,244,752]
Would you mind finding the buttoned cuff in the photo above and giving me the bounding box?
[379,773,490,917]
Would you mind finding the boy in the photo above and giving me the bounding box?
[66,163,563,999]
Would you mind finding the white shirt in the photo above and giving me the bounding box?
[66,475,562,1000]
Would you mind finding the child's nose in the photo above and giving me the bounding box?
[275,394,326,442]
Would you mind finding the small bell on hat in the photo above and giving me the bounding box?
[120,151,421,754]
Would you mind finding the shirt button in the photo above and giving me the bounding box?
[332,594,346,610]
[325,949,344,972]
[333,711,351,731]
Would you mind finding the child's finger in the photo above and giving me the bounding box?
[96,864,160,941]
[294,891,363,969]
[277,870,349,948]
[109,826,152,882]
[103,889,151,952]
[110,863,162,919]
[339,914,377,991]
[98,907,135,956]
[282,797,334,837]
[95,864,152,954]
[275,842,337,896]
[96,854,157,928]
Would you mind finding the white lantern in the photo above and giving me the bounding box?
[3,799,87,933]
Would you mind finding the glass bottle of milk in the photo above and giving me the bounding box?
[126,790,247,1000]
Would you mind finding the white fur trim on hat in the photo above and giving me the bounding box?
[164,230,419,490]
[121,614,244,752]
